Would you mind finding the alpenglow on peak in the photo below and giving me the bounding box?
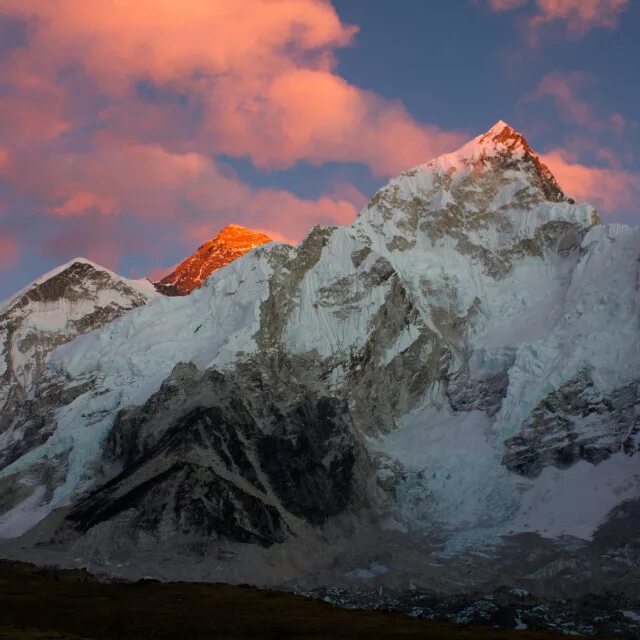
[155,224,273,296]
[385,119,570,207]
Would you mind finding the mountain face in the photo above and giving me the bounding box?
[155,224,272,295]
[0,122,638,627]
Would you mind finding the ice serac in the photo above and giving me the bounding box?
[0,122,638,614]
[155,224,272,295]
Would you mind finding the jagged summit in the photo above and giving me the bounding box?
[433,120,566,203]
[351,121,596,285]
[488,119,512,132]
[483,119,521,138]
[458,120,530,154]
[429,120,535,166]
[357,120,577,254]
[479,120,532,152]
[155,224,273,296]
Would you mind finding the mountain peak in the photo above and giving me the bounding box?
[489,118,511,131]
[209,224,271,248]
[218,223,252,233]
[478,120,532,153]
[357,121,582,260]
[449,119,533,162]
[1,257,156,315]
[412,120,567,204]
[156,225,272,296]
[482,120,522,138]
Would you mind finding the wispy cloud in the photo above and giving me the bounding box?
[527,71,625,134]
[485,0,629,40]
[0,234,18,268]
[529,0,629,35]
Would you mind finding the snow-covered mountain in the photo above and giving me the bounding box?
[0,122,638,619]
[0,259,158,477]
[155,224,272,295]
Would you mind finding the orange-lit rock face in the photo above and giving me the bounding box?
[155,225,272,296]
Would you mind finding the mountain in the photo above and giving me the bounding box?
[0,259,159,474]
[0,122,638,632]
[0,223,273,429]
[155,224,272,295]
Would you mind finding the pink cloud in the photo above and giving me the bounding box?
[530,72,626,134]
[5,142,361,249]
[531,0,629,34]
[488,0,528,9]
[1,1,356,88]
[146,263,178,283]
[0,82,69,145]
[243,189,358,239]
[2,0,461,176]
[38,212,167,273]
[50,191,118,218]
[541,148,640,214]
[326,182,369,212]
[486,0,629,38]
[0,235,19,268]
[0,149,10,171]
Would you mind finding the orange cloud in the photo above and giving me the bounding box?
[0,235,19,268]
[2,0,356,87]
[2,0,461,176]
[541,149,640,214]
[210,68,463,175]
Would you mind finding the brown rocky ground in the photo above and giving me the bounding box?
[0,560,583,640]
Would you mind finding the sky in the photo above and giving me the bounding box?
[0,0,639,298]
